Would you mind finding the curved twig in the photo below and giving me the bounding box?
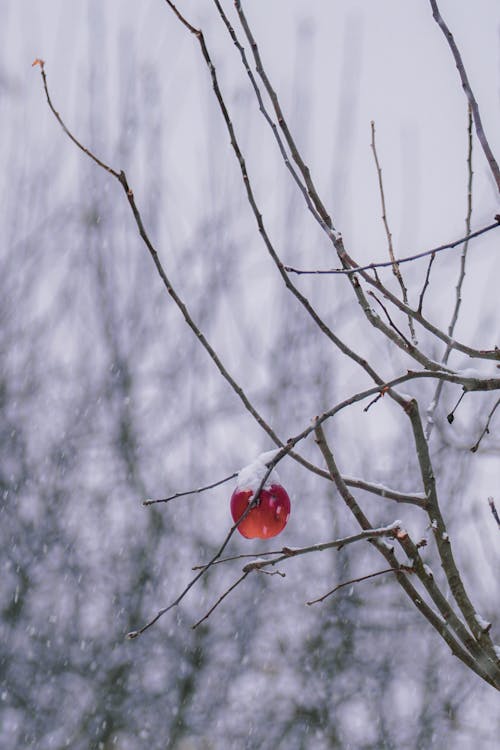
[307,567,413,606]
[429,0,500,193]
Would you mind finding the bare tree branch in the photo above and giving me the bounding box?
[34,2,500,693]
[191,572,249,630]
[417,252,437,315]
[211,0,329,234]
[405,399,500,668]
[127,450,293,637]
[313,422,500,687]
[163,0,429,406]
[370,120,416,343]
[230,1,458,378]
[35,60,120,180]
[284,220,500,276]
[342,476,426,507]
[240,523,404,572]
[143,473,237,506]
[147,469,426,511]
[306,566,414,606]
[233,0,336,233]
[193,525,403,570]
[228,3,500,382]
[426,106,475,438]
[428,0,500,194]
[356,266,500,363]
[471,396,500,453]
[368,290,415,350]
[34,61,343,494]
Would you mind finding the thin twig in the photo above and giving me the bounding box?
[370,121,416,343]
[471,396,500,452]
[307,566,413,606]
[143,473,237,505]
[363,391,385,413]
[445,106,474,346]
[351,261,500,362]
[417,252,436,315]
[428,0,500,194]
[192,572,249,629]
[342,475,426,507]
[193,524,404,571]
[256,568,286,577]
[320,222,500,364]
[34,60,120,179]
[284,220,499,276]
[193,550,281,569]
[426,106,475,438]
[192,527,407,625]
[368,291,415,350]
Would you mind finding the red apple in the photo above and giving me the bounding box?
[230,483,291,539]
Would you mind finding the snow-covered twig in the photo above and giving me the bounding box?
[198,524,404,576]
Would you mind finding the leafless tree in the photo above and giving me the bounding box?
[3,1,500,748]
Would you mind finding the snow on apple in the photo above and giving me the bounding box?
[231,451,291,539]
